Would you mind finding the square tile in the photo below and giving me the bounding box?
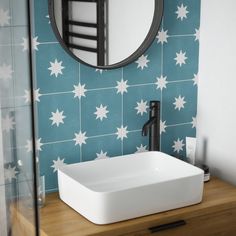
[162,80,197,125]
[123,131,148,155]
[39,141,80,192]
[36,43,79,94]
[11,0,27,26]
[163,0,200,35]
[123,41,162,85]
[81,89,121,136]
[37,93,80,143]
[161,123,195,160]
[82,135,122,162]
[163,36,199,81]
[80,64,122,89]
[123,84,161,131]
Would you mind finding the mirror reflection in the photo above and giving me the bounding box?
[51,0,156,67]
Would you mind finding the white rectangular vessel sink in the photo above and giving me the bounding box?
[58,151,204,225]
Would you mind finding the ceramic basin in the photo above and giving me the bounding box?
[58,151,204,225]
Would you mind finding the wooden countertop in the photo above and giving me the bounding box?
[39,178,236,236]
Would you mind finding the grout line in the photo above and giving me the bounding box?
[41,91,72,96]
[129,83,155,88]
[43,139,73,145]
[128,129,141,134]
[39,42,59,45]
[167,122,192,127]
[168,79,193,84]
[169,34,195,38]
[87,86,116,92]
[88,133,116,139]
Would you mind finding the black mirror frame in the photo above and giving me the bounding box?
[48,0,163,69]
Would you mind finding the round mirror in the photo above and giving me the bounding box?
[48,0,163,69]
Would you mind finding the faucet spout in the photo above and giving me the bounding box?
[142,117,156,136]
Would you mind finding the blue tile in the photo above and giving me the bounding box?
[123,84,161,131]
[163,0,200,35]
[82,135,122,162]
[163,36,199,81]
[39,141,80,192]
[123,41,162,85]
[161,123,195,159]
[80,64,122,89]
[123,131,148,155]
[34,0,57,42]
[37,93,80,143]
[36,43,79,93]
[81,89,121,136]
[162,81,197,125]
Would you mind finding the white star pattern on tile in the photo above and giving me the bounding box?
[135,100,149,116]
[135,55,150,70]
[192,73,198,86]
[95,150,109,160]
[51,157,66,173]
[73,83,87,99]
[5,165,18,182]
[21,37,40,51]
[173,95,186,111]
[191,117,197,129]
[74,131,88,146]
[156,29,169,45]
[160,120,167,134]
[48,59,65,77]
[156,75,168,91]
[94,104,109,121]
[49,109,66,127]
[95,69,106,74]
[194,28,200,41]
[0,63,13,81]
[25,138,43,152]
[176,4,189,21]
[46,15,50,24]
[24,89,42,103]
[2,114,15,132]
[175,50,188,67]
[116,126,128,140]
[0,8,10,26]
[172,138,185,153]
[136,144,148,153]
[116,79,129,95]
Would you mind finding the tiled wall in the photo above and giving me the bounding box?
[34,0,200,192]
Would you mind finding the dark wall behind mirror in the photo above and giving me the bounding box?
[49,0,163,69]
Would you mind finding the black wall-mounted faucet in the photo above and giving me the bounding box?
[142,101,160,151]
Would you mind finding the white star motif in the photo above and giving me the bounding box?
[48,59,65,77]
[21,37,40,51]
[192,73,198,86]
[173,95,186,111]
[0,63,13,81]
[172,138,185,153]
[25,138,43,152]
[95,69,106,74]
[0,8,11,27]
[23,89,42,103]
[176,4,189,21]
[51,157,66,173]
[94,104,109,121]
[49,109,66,127]
[135,144,148,153]
[156,29,169,45]
[116,79,129,95]
[95,150,109,160]
[191,117,197,129]
[5,165,18,182]
[2,114,15,132]
[116,125,128,140]
[72,83,87,99]
[135,100,149,116]
[155,75,168,91]
[174,50,188,67]
[74,131,88,146]
[160,120,167,134]
[46,15,50,24]
[135,55,150,70]
[194,28,200,41]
